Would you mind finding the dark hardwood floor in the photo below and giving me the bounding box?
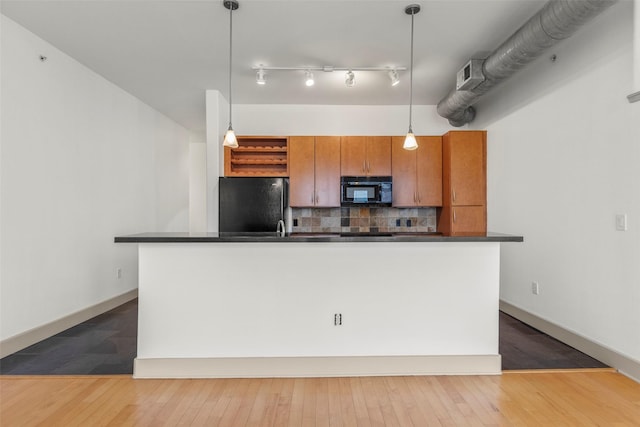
[0,299,607,375]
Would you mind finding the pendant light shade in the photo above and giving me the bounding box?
[403,4,420,151]
[223,0,239,148]
[224,126,237,147]
[404,128,418,150]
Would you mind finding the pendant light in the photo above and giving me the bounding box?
[403,4,420,151]
[223,0,239,148]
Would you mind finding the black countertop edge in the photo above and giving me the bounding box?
[114,232,523,243]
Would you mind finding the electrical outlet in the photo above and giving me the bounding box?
[531,281,539,295]
[333,313,343,326]
[117,268,122,279]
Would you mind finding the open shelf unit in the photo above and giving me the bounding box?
[224,136,289,176]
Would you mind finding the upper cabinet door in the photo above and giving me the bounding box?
[314,136,341,207]
[391,136,417,207]
[365,136,392,176]
[289,136,316,207]
[340,136,367,176]
[392,136,442,207]
[340,136,391,176]
[415,136,443,207]
[443,131,486,206]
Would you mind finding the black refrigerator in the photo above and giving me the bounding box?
[218,177,288,233]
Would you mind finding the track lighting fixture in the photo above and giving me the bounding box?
[388,69,400,86]
[345,70,355,87]
[403,4,420,151]
[251,66,406,87]
[222,0,239,148]
[305,70,315,87]
[256,67,266,85]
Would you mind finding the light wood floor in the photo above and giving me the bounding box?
[1,369,639,426]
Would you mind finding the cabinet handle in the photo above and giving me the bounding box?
[362,160,366,173]
[417,192,421,204]
[311,192,315,205]
[453,189,456,203]
[453,208,457,223]
[413,191,416,203]
[367,161,370,173]
[315,193,319,204]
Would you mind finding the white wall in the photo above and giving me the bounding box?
[0,16,190,341]
[475,1,640,366]
[234,104,451,136]
[189,141,207,233]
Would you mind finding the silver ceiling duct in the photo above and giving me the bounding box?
[437,0,618,127]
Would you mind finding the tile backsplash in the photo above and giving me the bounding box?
[291,207,437,233]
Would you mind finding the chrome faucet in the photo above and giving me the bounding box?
[276,220,285,237]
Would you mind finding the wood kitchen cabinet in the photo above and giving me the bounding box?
[437,206,486,235]
[224,136,288,176]
[289,136,341,207]
[341,136,391,176]
[391,135,442,207]
[438,131,487,235]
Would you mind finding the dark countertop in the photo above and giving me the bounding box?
[114,231,523,243]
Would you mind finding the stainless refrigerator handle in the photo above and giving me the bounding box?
[277,220,285,237]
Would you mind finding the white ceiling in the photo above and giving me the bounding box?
[1,0,548,134]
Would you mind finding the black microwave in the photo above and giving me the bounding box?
[341,176,392,206]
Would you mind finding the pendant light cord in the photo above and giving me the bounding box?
[408,9,414,132]
[228,3,233,127]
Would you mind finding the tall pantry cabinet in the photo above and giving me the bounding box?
[437,131,487,235]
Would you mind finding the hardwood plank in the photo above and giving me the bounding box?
[63,377,128,427]
[335,377,358,427]
[286,378,305,427]
[1,372,639,426]
[206,378,238,425]
[314,377,330,427]
[184,378,229,426]
[301,378,317,427]
[360,376,387,426]
[218,378,253,426]
[348,377,372,427]
[273,377,294,426]
[245,378,274,426]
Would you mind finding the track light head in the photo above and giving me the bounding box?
[345,70,355,87]
[256,68,266,85]
[388,69,400,86]
[305,70,315,87]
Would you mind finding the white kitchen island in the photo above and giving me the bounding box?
[115,232,522,378]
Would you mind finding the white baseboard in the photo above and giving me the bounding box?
[0,289,138,358]
[500,300,640,383]
[133,354,501,378]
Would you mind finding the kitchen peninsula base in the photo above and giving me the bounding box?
[131,239,506,378]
